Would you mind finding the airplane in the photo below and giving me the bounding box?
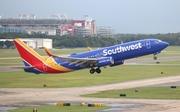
[13,38,169,74]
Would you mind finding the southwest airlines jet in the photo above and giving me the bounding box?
[13,38,169,74]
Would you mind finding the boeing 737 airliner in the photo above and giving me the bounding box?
[13,38,169,74]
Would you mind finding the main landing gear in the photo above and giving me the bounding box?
[90,68,101,74]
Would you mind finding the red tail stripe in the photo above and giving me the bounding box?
[14,40,42,66]
[14,39,67,73]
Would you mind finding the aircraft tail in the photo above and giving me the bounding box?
[13,38,45,67]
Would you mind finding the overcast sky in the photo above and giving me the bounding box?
[0,0,180,34]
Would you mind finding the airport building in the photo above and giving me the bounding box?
[96,26,116,37]
[0,38,52,49]
[0,14,115,37]
[0,27,27,33]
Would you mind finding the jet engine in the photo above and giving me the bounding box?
[97,57,114,67]
[110,60,124,67]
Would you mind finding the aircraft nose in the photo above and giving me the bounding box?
[163,42,169,48]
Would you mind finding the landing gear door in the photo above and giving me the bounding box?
[146,41,151,49]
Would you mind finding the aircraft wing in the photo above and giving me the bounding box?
[43,47,97,66]
[53,55,98,66]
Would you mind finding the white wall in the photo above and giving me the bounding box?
[22,38,52,49]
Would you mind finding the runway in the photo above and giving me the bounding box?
[0,56,180,111]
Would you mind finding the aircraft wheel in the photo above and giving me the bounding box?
[153,56,157,60]
[96,68,101,74]
[90,68,95,74]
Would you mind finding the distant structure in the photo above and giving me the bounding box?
[96,26,116,37]
[0,14,2,19]
[0,38,52,49]
[0,13,115,37]
[0,27,27,33]
[0,13,73,35]
[72,15,96,37]
[19,14,37,20]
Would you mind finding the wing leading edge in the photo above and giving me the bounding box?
[44,47,98,67]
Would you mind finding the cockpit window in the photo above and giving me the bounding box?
[155,40,162,43]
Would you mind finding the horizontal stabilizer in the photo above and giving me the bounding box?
[10,66,34,69]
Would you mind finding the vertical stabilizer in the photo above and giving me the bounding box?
[13,38,44,66]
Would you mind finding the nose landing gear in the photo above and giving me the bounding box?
[153,55,157,60]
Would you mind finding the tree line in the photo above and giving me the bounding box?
[0,33,180,48]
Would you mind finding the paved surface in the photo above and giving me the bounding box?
[0,56,180,111]
[0,75,180,112]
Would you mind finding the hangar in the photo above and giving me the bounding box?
[0,38,52,49]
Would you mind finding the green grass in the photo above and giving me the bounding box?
[9,105,111,112]
[164,46,180,51]
[0,46,180,58]
[0,64,179,88]
[0,48,90,58]
[0,46,179,88]
[0,58,23,66]
[136,46,180,58]
[0,46,179,66]
[0,46,179,65]
[145,60,180,64]
[140,52,180,58]
[83,86,180,99]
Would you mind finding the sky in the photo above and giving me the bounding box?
[0,0,180,34]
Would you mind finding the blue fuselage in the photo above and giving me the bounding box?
[53,39,169,70]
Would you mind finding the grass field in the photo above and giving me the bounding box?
[83,86,180,99]
[0,46,180,65]
[0,46,180,66]
[0,46,179,58]
[9,105,111,112]
[0,48,89,58]
[145,60,180,64]
[0,64,179,88]
[0,46,179,88]
[0,46,180,112]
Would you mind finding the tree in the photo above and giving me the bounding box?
[0,41,4,48]
[4,40,13,48]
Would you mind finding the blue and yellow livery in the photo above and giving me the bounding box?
[13,38,169,74]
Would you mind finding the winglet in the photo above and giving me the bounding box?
[87,47,92,51]
[44,47,53,56]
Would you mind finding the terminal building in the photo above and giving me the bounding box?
[0,13,115,37]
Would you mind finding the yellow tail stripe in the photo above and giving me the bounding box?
[15,38,45,61]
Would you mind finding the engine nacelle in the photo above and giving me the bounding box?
[71,53,78,55]
[110,60,124,67]
[97,57,114,67]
